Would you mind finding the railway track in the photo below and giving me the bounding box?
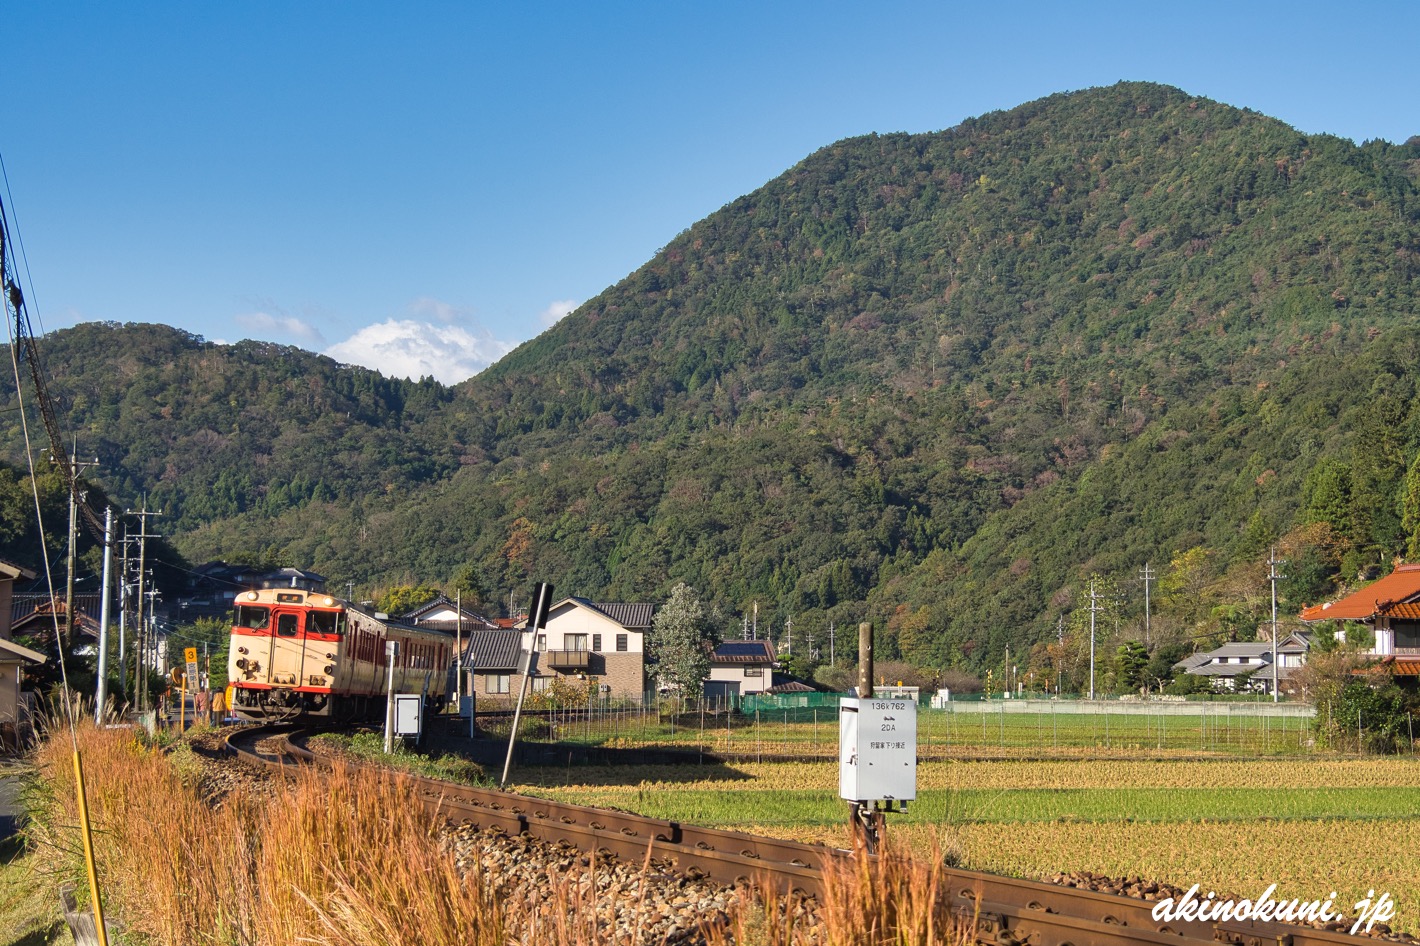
[222,725,1396,946]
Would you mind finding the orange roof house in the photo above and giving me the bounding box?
[1299,563,1420,676]
[1298,563,1420,622]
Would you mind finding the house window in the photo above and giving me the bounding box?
[531,676,549,692]
[616,634,628,652]
[536,634,547,652]
[1395,621,1420,649]
[485,674,510,694]
[592,634,602,652]
[567,634,589,652]
[744,668,763,678]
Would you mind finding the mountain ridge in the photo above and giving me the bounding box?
[12,81,1420,675]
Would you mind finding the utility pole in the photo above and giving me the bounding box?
[829,622,836,666]
[1056,615,1065,694]
[1268,547,1287,703]
[455,589,463,705]
[1086,579,1106,700]
[785,614,793,657]
[52,445,98,652]
[95,507,113,724]
[742,614,749,641]
[117,528,129,700]
[127,502,162,713]
[1138,563,1155,646]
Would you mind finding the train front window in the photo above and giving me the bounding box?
[235,606,270,630]
[308,611,341,637]
[276,613,300,637]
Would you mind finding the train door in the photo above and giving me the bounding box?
[269,608,307,686]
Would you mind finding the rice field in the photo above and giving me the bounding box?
[512,755,1420,933]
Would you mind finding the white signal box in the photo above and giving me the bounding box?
[838,697,917,803]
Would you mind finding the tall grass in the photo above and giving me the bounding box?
[27,719,969,945]
[28,720,504,945]
[703,840,970,946]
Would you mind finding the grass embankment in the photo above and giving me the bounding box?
[12,720,966,945]
[514,756,1420,933]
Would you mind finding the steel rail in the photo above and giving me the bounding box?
[222,726,1395,946]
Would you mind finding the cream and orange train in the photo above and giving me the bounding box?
[227,587,454,722]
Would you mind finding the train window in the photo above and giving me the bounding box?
[276,613,299,637]
[308,611,340,637]
[235,606,270,630]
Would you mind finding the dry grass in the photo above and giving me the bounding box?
[704,839,970,946]
[28,720,506,946]
[23,720,965,945]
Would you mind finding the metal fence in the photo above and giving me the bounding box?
[476,693,1324,759]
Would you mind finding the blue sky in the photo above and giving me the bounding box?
[4,1,1417,383]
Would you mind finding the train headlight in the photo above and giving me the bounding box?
[322,596,335,607]
[235,658,249,670]
[245,591,259,601]
[237,646,248,655]
[324,664,335,675]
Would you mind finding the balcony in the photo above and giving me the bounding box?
[547,649,592,670]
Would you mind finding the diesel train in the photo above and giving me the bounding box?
[227,587,455,722]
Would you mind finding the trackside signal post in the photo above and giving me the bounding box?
[839,622,917,852]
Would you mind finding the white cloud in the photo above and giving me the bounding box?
[325,319,514,384]
[235,309,326,346]
[539,299,579,328]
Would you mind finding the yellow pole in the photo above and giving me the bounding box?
[180,679,186,731]
[72,750,110,946]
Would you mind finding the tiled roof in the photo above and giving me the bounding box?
[764,680,816,694]
[464,630,524,671]
[1391,659,1420,676]
[1381,602,1420,620]
[590,602,654,629]
[1207,643,1274,659]
[1299,564,1420,621]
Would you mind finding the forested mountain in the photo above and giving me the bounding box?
[9,82,1420,676]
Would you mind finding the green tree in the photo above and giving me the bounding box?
[376,584,441,616]
[648,582,717,697]
[449,562,490,609]
[1400,452,1420,560]
[1113,640,1149,692]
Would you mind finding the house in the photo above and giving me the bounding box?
[10,594,103,650]
[705,641,777,702]
[1172,633,1312,695]
[459,628,525,706]
[517,598,654,701]
[0,559,41,750]
[401,594,500,633]
[1299,562,1420,680]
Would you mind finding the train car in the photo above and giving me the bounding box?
[227,587,455,722]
